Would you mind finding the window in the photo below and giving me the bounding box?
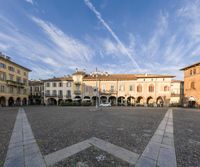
[17,69,21,74]
[137,84,142,92]
[110,85,115,92]
[16,76,21,83]
[23,89,26,95]
[24,72,26,76]
[46,90,50,95]
[149,84,154,92]
[67,90,71,97]
[9,87,14,93]
[0,72,6,81]
[17,87,20,94]
[193,69,196,75]
[9,74,14,81]
[129,85,133,91]
[191,82,195,89]
[164,86,169,91]
[58,90,63,96]
[0,62,6,69]
[119,85,124,91]
[46,82,50,87]
[59,82,63,87]
[53,82,57,87]
[67,82,71,87]
[190,70,193,75]
[0,85,5,92]
[23,79,27,85]
[53,90,57,95]
[8,66,15,72]
[102,85,106,92]
[35,87,39,92]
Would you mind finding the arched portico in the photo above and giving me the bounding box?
[100,96,107,103]
[109,96,116,106]
[58,99,64,105]
[0,96,6,107]
[22,98,27,106]
[92,96,99,106]
[188,96,196,108]
[127,96,135,106]
[8,97,14,106]
[16,97,21,106]
[47,98,57,105]
[136,96,144,105]
[147,96,154,105]
[118,96,125,106]
[156,96,164,107]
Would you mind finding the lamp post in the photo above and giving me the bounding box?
[91,68,108,108]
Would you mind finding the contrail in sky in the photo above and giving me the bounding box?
[84,0,141,70]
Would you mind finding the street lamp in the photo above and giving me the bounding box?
[91,68,108,108]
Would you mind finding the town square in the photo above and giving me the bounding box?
[0,0,200,166]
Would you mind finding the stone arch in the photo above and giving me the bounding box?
[156,96,164,107]
[108,96,116,106]
[100,96,107,103]
[0,96,6,107]
[118,96,125,106]
[188,96,196,108]
[47,98,57,105]
[8,97,14,106]
[127,96,135,106]
[147,96,154,105]
[65,99,72,103]
[92,96,99,106]
[16,97,21,106]
[136,96,144,105]
[22,98,27,106]
[58,99,64,105]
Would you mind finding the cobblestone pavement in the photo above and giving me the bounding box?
[1,106,200,167]
[173,108,200,167]
[0,107,18,167]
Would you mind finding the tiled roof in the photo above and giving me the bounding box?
[42,76,73,82]
[29,80,43,85]
[83,74,174,81]
[180,62,200,70]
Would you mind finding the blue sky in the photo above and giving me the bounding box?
[0,0,200,79]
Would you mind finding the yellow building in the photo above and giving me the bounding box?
[0,53,31,106]
[72,70,175,106]
[181,62,200,107]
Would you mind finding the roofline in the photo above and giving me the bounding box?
[0,56,31,72]
[180,62,200,71]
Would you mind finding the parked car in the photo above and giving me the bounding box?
[99,102,111,107]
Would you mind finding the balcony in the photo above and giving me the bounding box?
[66,95,71,98]
[57,94,63,98]
[74,90,81,94]
[45,93,57,97]
[6,80,25,88]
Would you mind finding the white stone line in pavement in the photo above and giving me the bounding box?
[135,109,177,167]
[89,137,139,165]
[44,139,91,166]
[44,137,139,166]
[3,108,46,167]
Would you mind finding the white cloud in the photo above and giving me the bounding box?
[84,0,141,71]
[25,0,34,5]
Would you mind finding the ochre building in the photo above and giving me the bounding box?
[181,62,200,107]
[0,53,31,106]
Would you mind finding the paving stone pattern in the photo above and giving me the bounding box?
[135,109,177,167]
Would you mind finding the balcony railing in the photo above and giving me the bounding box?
[45,93,57,97]
[57,94,63,98]
[66,95,71,98]
[74,90,81,94]
[6,80,25,88]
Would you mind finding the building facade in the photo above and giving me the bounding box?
[181,62,200,107]
[43,76,73,105]
[170,80,184,106]
[0,53,31,106]
[44,70,177,106]
[29,80,44,105]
